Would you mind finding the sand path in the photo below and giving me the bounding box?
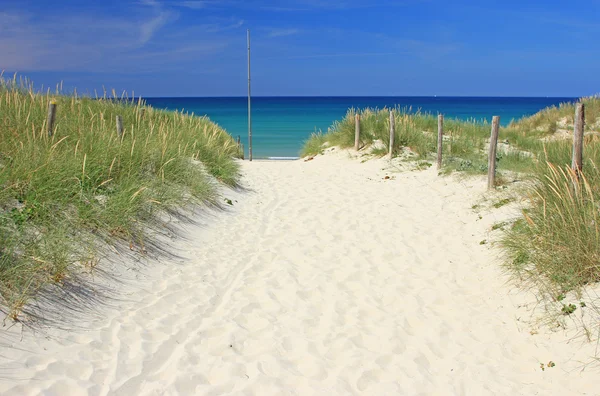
[0,152,597,395]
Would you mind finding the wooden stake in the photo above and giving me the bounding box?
[116,115,124,137]
[47,100,57,137]
[388,111,395,159]
[437,114,444,170]
[487,116,500,190]
[354,113,360,151]
[237,135,241,146]
[572,103,585,173]
[247,29,252,161]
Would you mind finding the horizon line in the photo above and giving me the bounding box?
[140,95,581,99]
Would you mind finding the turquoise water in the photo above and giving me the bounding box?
[144,97,576,158]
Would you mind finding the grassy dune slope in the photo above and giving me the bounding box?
[0,79,242,319]
[302,97,600,306]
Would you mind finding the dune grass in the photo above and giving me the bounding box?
[508,96,600,133]
[0,77,242,320]
[303,99,600,310]
[501,162,600,296]
[302,107,445,158]
[301,107,494,175]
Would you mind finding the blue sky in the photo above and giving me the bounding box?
[1,0,599,97]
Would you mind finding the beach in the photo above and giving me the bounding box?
[0,150,597,395]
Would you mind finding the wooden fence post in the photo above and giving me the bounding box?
[487,116,500,190]
[116,115,124,137]
[388,110,395,159]
[354,114,360,151]
[437,114,444,170]
[241,143,245,160]
[237,135,241,146]
[572,103,585,174]
[47,100,57,137]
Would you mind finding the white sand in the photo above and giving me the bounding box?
[1,150,598,395]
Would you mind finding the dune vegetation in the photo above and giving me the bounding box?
[0,76,242,320]
[302,97,600,308]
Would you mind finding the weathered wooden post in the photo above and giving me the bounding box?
[247,29,252,162]
[388,110,395,159]
[47,100,57,137]
[354,114,360,151]
[572,102,585,174]
[240,143,245,160]
[437,114,444,170]
[487,116,500,190]
[237,135,241,146]
[116,115,124,137]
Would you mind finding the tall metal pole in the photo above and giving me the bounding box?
[247,29,252,161]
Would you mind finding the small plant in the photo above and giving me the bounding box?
[491,221,508,231]
[561,304,577,315]
[580,301,586,308]
[480,240,487,245]
[556,294,566,302]
[10,203,37,226]
[370,146,388,156]
[492,198,513,209]
[224,198,233,206]
[547,361,556,368]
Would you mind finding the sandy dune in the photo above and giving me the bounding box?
[0,150,598,395]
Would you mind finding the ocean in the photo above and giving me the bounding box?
[144,97,576,159]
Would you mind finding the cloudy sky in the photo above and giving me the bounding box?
[1,0,599,96]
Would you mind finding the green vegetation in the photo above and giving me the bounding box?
[491,221,508,231]
[501,163,600,295]
[492,198,513,209]
[301,108,437,158]
[302,96,600,313]
[508,96,600,133]
[0,77,242,319]
[301,106,537,176]
[561,303,577,315]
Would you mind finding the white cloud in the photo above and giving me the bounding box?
[175,1,212,9]
[139,10,177,45]
[191,18,244,33]
[287,51,396,59]
[267,28,300,37]
[0,8,233,73]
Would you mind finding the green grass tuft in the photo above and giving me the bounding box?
[0,77,242,319]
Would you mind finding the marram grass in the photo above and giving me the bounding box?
[0,77,242,319]
[501,162,600,295]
